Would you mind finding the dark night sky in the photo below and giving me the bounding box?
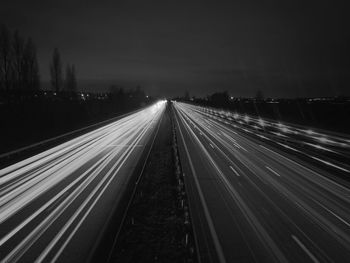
[1,0,349,97]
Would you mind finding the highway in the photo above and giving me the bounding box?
[0,101,166,263]
[173,102,350,263]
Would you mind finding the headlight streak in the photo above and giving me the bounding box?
[188,105,350,149]
[38,117,155,263]
[1,116,149,223]
[173,101,350,262]
[0,101,166,262]
[175,104,289,263]
[181,103,350,172]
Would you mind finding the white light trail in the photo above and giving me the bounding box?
[0,101,166,262]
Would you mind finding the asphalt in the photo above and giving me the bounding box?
[0,101,166,262]
[173,101,350,263]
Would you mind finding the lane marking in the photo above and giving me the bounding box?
[209,143,214,149]
[322,207,350,228]
[313,199,350,228]
[175,105,288,263]
[229,166,240,176]
[107,144,144,147]
[276,142,300,152]
[174,113,227,263]
[265,166,281,177]
[310,156,350,173]
[259,144,350,195]
[257,134,270,141]
[291,235,320,263]
[238,144,248,152]
[260,143,349,173]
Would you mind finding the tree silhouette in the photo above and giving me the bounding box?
[70,64,77,92]
[64,64,77,92]
[133,85,145,103]
[109,85,126,110]
[50,48,63,93]
[0,25,12,91]
[255,89,264,101]
[12,30,25,90]
[23,38,40,90]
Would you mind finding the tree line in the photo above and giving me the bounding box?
[50,47,77,93]
[0,24,77,94]
[0,25,40,91]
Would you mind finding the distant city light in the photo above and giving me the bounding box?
[258,118,265,126]
[305,129,314,135]
[317,137,330,144]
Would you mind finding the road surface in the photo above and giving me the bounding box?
[0,101,166,263]
[173,101,350,263]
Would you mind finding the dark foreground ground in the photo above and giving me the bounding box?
[108,105,193,262]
